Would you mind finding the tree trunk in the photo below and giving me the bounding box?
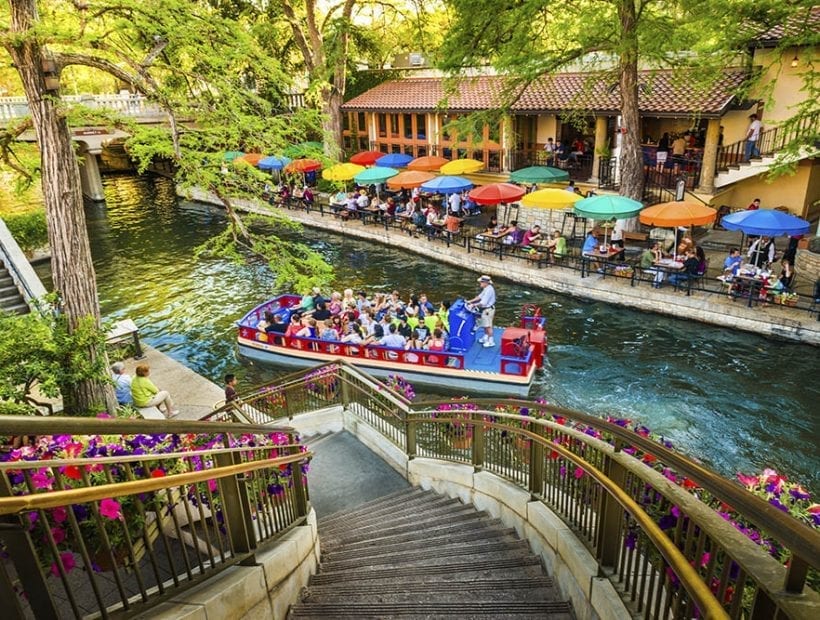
[321,86,344,159]
[6,0,117,414]
[617,0,644,202]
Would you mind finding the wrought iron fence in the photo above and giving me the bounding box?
[0,417,310,619]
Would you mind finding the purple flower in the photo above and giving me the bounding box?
[769,497,788,513]
[625,531,637,550]
[788,486,810,501]
[658,514,678,530]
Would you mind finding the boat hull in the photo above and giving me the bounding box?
[237,338,536,397]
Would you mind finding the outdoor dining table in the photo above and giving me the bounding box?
[728,272,769,307]
[581,247,622,278]
[474,228,511,257]
[652,258,688,293]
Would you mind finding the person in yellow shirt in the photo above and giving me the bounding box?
[130,364,178,418]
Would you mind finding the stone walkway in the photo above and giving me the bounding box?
[187,188,820,346]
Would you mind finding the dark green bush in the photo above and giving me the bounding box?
[3,210,48,254]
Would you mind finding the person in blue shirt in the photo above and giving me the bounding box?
[582,230,598,254]
[111,362,133,406]
[723,247,742,274]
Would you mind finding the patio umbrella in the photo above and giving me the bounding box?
[283,142,324,158]
[386,170,436,189]
[468,183,526,205]
[509,166,569,184]
[640,201,717,257]
[420,175,474,195]
[322,162,365,182]
[354,166,399,185]
[223,151,244,162]
[407,155,450,172]
[720,209,810,237]
[440,158,484,175]
[349,150,384,166]
[574,195,643,220]
[376,153,414,168]
[284,158,322,173]
[521,189,582,209]
[238,153,263,166]
[258,156,290,171]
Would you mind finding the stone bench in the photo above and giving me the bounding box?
[137,406,165,420]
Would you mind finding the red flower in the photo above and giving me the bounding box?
[150,469,166,478]
[64,465,83,480]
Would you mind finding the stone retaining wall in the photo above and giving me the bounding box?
[184,187,820,346]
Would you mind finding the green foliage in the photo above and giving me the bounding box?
[0,298,110,415]
[2,209,48,253]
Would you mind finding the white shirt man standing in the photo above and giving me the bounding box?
[448,191,462,215]
[467,275,497,348]
[744,114,762,161]
[544,138,557,164]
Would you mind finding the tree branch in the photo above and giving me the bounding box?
[281,1,318,72]
[0,117,35,182]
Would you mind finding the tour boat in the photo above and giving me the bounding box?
[237,295,547,396]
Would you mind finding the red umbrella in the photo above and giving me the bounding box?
[468,183,526,205]
[284,158,321,173]
[349,150,384,166]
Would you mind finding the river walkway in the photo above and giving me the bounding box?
[187,188,820,346]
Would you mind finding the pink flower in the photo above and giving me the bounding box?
[51,527,66,544]
[99,498,122,520]
[31,470,54,490]
[96,412,113,419]
[50,551,76,577]
[207,479,218,493]
[51,506,68,523]
[808,504,820,515]
[573,467,584,479]
[736,473,758,488]
[700,552,711,568]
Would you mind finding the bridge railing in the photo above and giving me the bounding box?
[0,93,163,121]
[0,417,310,619]
[211,360,819,619]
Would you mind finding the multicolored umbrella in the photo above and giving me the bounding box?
[238,153,263,166]
[509,166,569,184]
[521,189,582,209]
[407,156,450,172]
[420,175,474,195]
[468,183,526,205]
[386,170,436,189]
[353,166,399,184]
[639,202,716,227]
[284,158,322,174]
[322,162,365,182]
[440,158,484,175]
[376,153,414,168]
[223,151,244,162]
[258,156,291,171]
[349,150,384,166]
[573,195,643,220]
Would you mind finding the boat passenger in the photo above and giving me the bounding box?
[418,294,435,317]
[319,320,339,341]
[437,301,450,328]
[380,323,407,349]
[341,323,364,344]
[356,290,371,313]
[396,313,412,338]
[426,328,446,351]
[342,288,356,308]
[296,318,317,338]
[257,310,275,332]
[284,315,302,339]
[405,329,425,350]
[313,301,331,321]
[328,292,343,315]
[299,289,315,313]
[405,306,420,330]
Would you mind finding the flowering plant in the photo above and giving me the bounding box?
[0,423,299,576]
[304,364,339,399]
[383,374,416,401]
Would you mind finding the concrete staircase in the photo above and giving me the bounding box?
[290,488,573,619]
[0,260,28,315]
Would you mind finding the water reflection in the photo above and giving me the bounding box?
[40,174,819,491]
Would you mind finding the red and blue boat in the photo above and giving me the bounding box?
[237,295,547,396]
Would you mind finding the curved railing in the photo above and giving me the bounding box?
[210,360,820,619]
[0,417,311,619]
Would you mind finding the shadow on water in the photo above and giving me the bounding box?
[35,174,819,492]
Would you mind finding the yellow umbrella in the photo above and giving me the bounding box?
[440,158,485,175]
[322,162,365,182]
[521,189,582,209]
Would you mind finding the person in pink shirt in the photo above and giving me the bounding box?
[521,224,542,248]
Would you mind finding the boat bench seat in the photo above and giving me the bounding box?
[138,406,165,420]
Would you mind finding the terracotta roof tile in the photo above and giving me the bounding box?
[752,6,820,44]
[342,70,749,117]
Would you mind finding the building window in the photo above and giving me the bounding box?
[389,114,399,137]
[403,114,413,139]
[378,114,387,138]
[416,114,426,140]
[358,112,366,132]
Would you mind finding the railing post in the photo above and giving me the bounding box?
[529,425,545,499]
[0,519,59,619]
[406,415,417,459]
[472,416,484,471]
[783,553,808,593]
[290,445,309,520]
[214,452,255,555]
[596,451,627,569]
[339,372,351,409]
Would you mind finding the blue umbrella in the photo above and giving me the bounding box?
[375,153,414,168]
[420,175,474,195]
[258,156,291,171]
[720,209,810,237]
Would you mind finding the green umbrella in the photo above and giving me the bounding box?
[509,166,569,184]
[283,141,324,158]
[223,151,245,162]
[354,166,399,184]
[573,195,644,220]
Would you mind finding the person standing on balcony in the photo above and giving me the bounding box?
[744,114,762,161]
[544,137,557,165]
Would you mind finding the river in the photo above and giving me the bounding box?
[38,174,819,491]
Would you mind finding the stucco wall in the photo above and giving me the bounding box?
[752,47,818,124]
[716,158,816,216]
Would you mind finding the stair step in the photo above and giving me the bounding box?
[323,538,530,572]
[2,303,29,315]
[318,488,432,529]
[309,556,545,585]
[326,523,516,557]
[289,600,573,619]
[0,296,26,309]
[304,576,555,598]
[318,487,436,528]
[322,506,486,547]
[320,494,462,537]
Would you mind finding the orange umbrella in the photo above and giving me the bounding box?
[639,201,717,227]
[386,170,436,189]
[407,156,450,172]
[238,153,263,165]
[284,158,321,173]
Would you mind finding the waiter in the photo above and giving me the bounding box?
[467,275,496,348]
